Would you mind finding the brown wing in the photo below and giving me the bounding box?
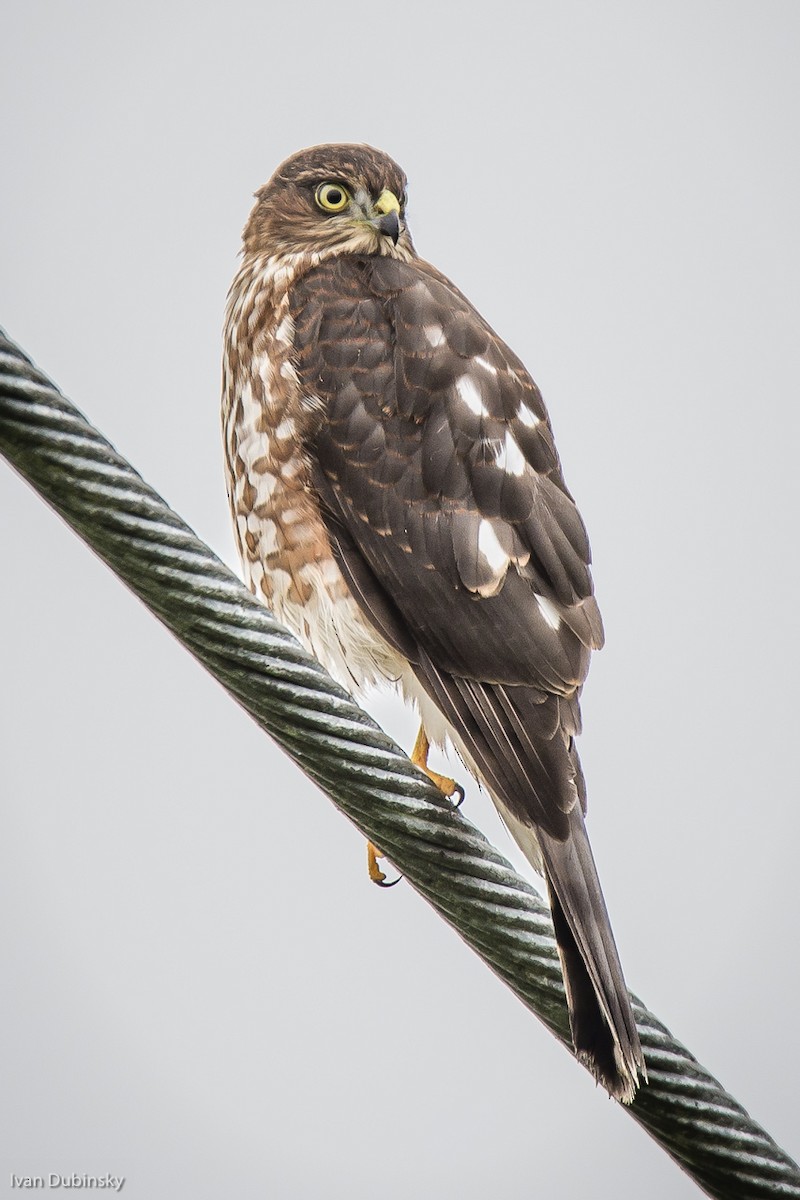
[288,253,644,1101]
[289,254,602,835]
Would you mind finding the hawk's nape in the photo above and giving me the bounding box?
[222,143,645,1102]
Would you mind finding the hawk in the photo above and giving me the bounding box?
[222,144,645,1103]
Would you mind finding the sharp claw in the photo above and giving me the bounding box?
[368,840,403,888]
[427,769,465,807]
[373,871,403,888]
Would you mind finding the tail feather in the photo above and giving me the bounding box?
[539,807,645,1103]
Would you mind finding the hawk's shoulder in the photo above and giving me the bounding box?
[289,251,601,634]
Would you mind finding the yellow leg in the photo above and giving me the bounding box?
[411,725,465,805]
[366,725,464,888]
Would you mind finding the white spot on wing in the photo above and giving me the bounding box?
[478,519,509,574]
[494,432,526,476]
[424,323,445,347]
[518,403,541,428]
[456,375,487,417]
[535,594,561,630]
[474,355,497,376]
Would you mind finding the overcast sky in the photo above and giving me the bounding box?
[2,3,799,1197]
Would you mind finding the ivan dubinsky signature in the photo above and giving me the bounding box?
[10,1176,125,1192]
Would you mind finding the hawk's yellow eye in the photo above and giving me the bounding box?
[315,183,350,213]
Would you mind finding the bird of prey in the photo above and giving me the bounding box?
[222,143,645,1103]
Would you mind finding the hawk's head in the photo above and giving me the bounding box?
[241,143,415,261]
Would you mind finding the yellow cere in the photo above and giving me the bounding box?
[374,190,401,215]
[315,183,350,213]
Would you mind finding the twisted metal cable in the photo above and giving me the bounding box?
[1,327,797,1199]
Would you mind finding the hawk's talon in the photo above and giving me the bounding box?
[367,840,402,888]
[374,871,402,889]
[450,781,466,809]
[411,725,466,808]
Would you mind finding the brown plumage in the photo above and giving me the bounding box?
[222,143,646,1102]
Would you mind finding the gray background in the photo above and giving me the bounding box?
[2,2,799,1196]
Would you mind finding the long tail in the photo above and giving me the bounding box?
[406,657,646,1100]
[538,807,645,1103]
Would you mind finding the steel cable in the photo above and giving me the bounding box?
[1,328,798,1198]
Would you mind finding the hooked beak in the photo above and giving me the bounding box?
[371,189,401,245]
